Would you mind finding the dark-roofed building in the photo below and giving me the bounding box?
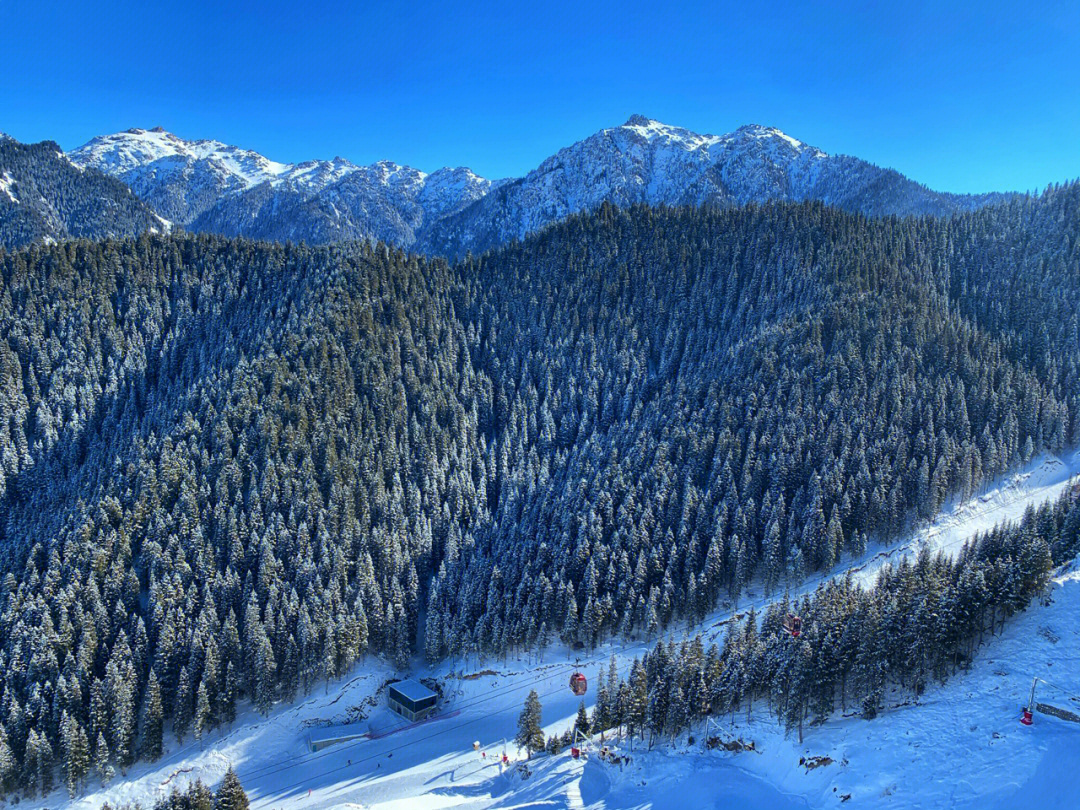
[388,679,438,722]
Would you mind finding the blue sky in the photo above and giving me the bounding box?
[1,0,1076,192]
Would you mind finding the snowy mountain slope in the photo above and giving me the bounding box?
[419,116,1008,257]
[68,128,494,242]
[506,559,1079,810]
[703,556,1080,810]
[68,127,300,224]
[31,449,1080,810]
[846,449,1080,588]
[0,136,165,249]
[67,118,1005,254]
[187,161,497,246]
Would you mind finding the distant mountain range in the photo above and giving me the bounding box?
[2,117,1009,252]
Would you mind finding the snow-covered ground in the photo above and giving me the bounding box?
[0,171,18,204]
[850,449,1080,587]
[34,450,1080,810]
[697,557,1080,810]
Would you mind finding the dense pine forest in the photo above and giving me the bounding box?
[0,183,1079,797]
[563,487,1077,753]
[0,137,162,250]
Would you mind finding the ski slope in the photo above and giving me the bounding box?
[36,449,1080,810]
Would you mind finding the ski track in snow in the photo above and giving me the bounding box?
[30,449,1080,810]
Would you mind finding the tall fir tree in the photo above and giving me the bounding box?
[515,690,545,758]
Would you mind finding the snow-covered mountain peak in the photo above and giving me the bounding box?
[72,127,277,188]
[70,127,331,191]
[64,125,507,239]
[724,123,826,157]
[367,159,426,187]
[605,117,828,169]
[60,117,999,253]
[424,165,489,189]
[614,115,724,151]
[611,117,826,159]
[67,128,295,223]
[72,127,195,174]
[285,156,360,191]
[419,167,494,218]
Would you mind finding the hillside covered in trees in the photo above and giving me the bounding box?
[0,184,1079,797]
[0,137,164,251]
[561,487,1077,754]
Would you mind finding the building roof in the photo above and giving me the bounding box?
[389,678,437,703]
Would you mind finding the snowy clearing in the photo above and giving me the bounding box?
[0,171,18,204]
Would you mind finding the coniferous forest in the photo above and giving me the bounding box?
[573,488,1076,752]
[0,137,162,250]
[1,183,1079,797]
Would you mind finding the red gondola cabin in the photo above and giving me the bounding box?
[570,672,587,696]
[783,614,802,638]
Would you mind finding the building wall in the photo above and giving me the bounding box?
[310,733,365,752]
[388,695,434,722]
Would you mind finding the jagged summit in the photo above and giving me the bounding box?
[420,114,994,256]
[725,123,821,154]
[614,115,722,146]
[63,118,1002,253]
[68,127,492,233]
[71,127,299,192]
[614,116,816,155]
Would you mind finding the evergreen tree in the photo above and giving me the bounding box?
[174,668,193,743]
[515,690,545,758]
[60,712,90,797]
[95,730,114,787]
[195,681,212,745]
[573,701,591,740]
[0,726,15,795]
[214,768,249,810]
[141,670,164,761]
[25,728,54,797]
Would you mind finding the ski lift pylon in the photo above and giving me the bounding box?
[1021,677,1037,725]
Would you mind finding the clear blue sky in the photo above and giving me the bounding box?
[1,0,1076,192]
